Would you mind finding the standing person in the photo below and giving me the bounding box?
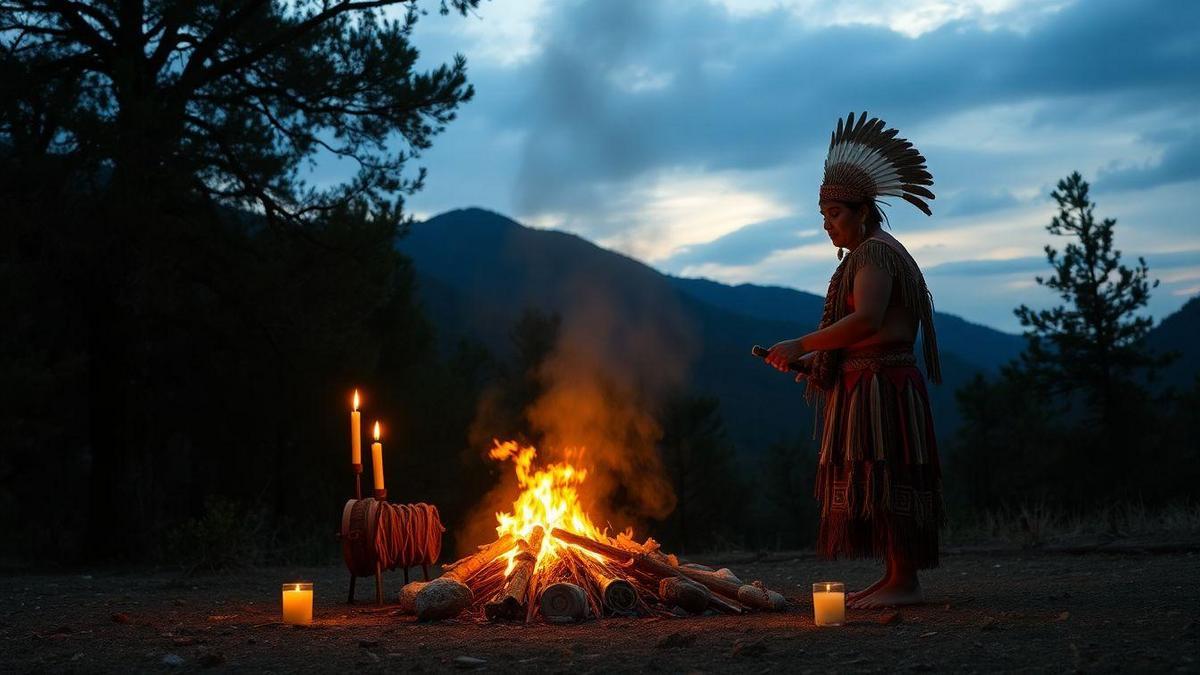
[765,112,943,608]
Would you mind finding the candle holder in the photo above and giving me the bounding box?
[812,581,845,627]
[282,582,314,625]
[352,463,363,500]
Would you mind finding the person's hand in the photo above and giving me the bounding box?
[793,352,817,383]
[765,338,807,372]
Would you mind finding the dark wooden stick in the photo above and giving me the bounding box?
[751,344,811,373]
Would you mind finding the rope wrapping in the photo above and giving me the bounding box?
[373,502,445,571]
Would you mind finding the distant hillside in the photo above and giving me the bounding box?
[667,277,1025,372]
[397,208,1159,454]
[1148,296,1200,389]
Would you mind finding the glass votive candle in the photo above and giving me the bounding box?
[282,582,313,625]
[812,581,845,626]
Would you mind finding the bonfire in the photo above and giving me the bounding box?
[399,441,786,622]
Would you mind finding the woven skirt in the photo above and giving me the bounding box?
[814,347,944,569]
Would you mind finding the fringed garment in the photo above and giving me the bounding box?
[807,236,944,569]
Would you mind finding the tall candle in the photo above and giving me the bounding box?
[281,582,313,625]
[371,421,384,491]
[812,581,845,626]
[350,390,362,466]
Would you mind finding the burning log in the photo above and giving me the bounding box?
[584,565,638,614]
[658,577,710,614]
[484,527,544,622]
[550,528,761,613]
[540,582,589,623]
[442,534,518,583]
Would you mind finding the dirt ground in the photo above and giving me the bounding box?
[3,547,1197,673]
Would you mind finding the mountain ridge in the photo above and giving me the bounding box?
[398,207,1195,453]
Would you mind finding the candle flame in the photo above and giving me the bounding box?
[373,421,381,441]
[295,583,301,592]
[353,389,360,411]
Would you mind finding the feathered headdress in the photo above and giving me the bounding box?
[820,111,935,216]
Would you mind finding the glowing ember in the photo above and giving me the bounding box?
[489,440,605,574]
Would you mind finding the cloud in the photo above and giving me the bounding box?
[507,0,1197,191]
[1096,130,1200,192]
[392,0,1200,330]
[660,216,820,269]
[925,256,1045,276]
[943,189,1022,217]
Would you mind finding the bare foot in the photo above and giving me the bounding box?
[848,581,924,608]
[848,574,890,601]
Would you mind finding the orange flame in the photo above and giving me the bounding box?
[373,421,381,441]
[490,440,604,573]
[353,389,360,411]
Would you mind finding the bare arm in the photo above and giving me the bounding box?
[801,262,892,350]
[764,262,892,370]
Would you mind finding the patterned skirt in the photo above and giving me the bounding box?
[814,344,944,569]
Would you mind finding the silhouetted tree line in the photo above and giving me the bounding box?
[0,0,493,564]
[3,3,1193,566]
[944,173,1199,512]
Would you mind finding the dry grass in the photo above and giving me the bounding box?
[944,500,1200,548]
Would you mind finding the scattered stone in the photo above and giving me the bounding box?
[714,568,742,585]
[414,578,473,621]
[453,655,487,669]
[199,652,225,669]
[111,613,132,625]
[919,631,938,638]
[161,654,185,667]
[878,611,902,625]
[398,581,428,615]
[656,632,697,649]
[731,638,768,658]
[766,590,788,611]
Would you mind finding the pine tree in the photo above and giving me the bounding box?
[1013,172,1172,429]
[1,1,483,557]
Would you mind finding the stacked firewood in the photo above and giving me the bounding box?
[397,527,788,623]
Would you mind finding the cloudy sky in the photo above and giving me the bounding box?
[349,0,1198,332]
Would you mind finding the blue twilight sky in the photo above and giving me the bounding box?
[319,0,1200,333]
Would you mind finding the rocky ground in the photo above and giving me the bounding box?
[3,546,1197,673]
